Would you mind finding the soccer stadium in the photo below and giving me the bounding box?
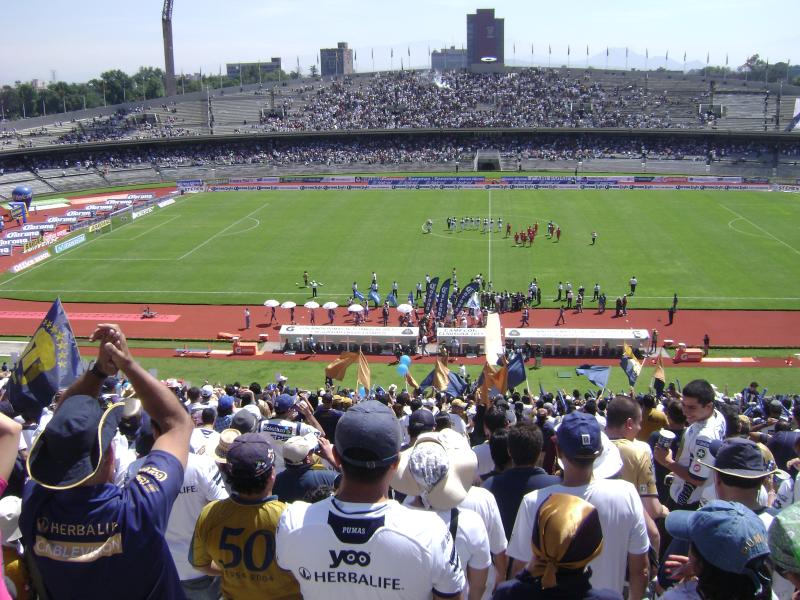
[0,2,799,599]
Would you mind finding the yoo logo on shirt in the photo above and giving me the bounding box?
[329,549,371,568]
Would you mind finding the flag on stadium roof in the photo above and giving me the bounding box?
[9,298,83,412]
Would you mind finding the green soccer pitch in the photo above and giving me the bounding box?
[1,188,799,309]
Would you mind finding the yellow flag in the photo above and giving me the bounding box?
[433,357,450,391]
[356,350,371,391]
[325,352,358,381]
[405,371,419,390]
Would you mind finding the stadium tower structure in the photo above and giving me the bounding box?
[162,0,177,97]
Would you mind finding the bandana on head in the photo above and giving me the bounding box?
[530,493,604,589]
[408,442,449,509]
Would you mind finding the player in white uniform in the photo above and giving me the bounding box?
[277,401,465,600]
[654,379,726,508]
[259,393,323,473]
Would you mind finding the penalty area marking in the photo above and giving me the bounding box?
[178,203,270,260]
[726,217,770,240]
[719,204,800,256]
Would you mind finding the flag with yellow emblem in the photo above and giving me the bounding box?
[9,298,83,411]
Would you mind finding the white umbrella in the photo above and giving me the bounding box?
[347,304,364,313]
[281,301,297,309]
[322,301,339,310]
[396,303,414,314]
[263,299,280,307]
[304,301,320,309]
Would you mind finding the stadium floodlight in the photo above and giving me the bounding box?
[162,0,177,97]
[480,56,498,63]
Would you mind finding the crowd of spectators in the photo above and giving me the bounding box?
[2,323,800,599]
[2,134,793,179]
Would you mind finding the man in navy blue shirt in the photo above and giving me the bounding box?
[482,423,561,539]
[273,435,339,503]
[20,323,194,600]
[312,392,342,441]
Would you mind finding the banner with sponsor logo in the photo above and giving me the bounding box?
[131,206,155,220]
[22,223,57,232]
[47,216,78,224]
[423,277,439,315]
[0,247,10,256]
[10,250,50,273]
[157,198,175,208]
[22,230,68,254]
[85,204,116,212]
[88,219,111,233]
[66,210,95,218]
[126,193,155,201]
[5,231,41,240]
[54,234,86,254]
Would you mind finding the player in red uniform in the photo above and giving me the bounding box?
[556,226,562,242]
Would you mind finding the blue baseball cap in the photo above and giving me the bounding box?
[217,395,235,411]
[556,412,602,459]
[275,393,297,413]
[335,400,401,469]
[666,500,770,586]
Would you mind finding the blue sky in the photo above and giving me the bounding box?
[1,0,797,84]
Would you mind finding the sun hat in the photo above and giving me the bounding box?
[666,500,770,590]
[335,400,401,469]
[27,395,124,490]
[283,434,319,466]
[0,496,22,543]
[392,428,477,510]
[530,493,604,589]
[700,438,778,479]
[209,428,241,464]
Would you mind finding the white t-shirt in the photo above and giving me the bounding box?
[277,497,465,600]
[507,479,649,594]
[757,511,794,600]
[460,486,508,555]
[259,417,319,472]
[448,413,469,437]
[126,452,228,581]
[669,410,726,506]
[189,426,220,455]
[472,442,495,477]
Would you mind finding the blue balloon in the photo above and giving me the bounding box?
[359,386,366,396]
[396,364,409,376]
[400,355,412,366]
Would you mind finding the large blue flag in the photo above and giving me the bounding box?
[353,289,365,301]
[368,289,381,306]
[9,298,83,412]
[507,352,527,390]
[435,279,451,321]
[453,280,480,314]
[575,365,611,388]
[386,292,398,307]
[423,277,439,314]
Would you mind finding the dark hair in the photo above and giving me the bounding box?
[408,416,434,438]
[224,384,237,397]
[226,468,273,495]
[484,406,508,433]
[304,485,336,503]
[410,398,423,411]
[641,394,657,409]
[691,542,773,600]
[606,395,641,429]
[201,407,217,425]
[20,404,43,424]
[719,403,741,438]
[683,379,715,406]
[187,386,201,402]
[665,400,687,425]
[434,413,451,432]
[340,448,396,484]
[718,472,766,490]
[489,429,511,472]
[217,402,233,417]
[249,382,262,395]
[507,423,543,466]
[583,400,597,415]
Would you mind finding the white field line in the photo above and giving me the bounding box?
[128,215,181,240]
[719,204,800,256]
[0,289,354,296]
[178,203,269,260]
[488,190,492,282]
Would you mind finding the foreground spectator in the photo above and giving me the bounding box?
[482,422,560,540]
[507,412,649,598]
[19,323,193,599]
[393,429,492,600]
[768,502,800,596]
[661,500,773,600]
[492,493,622,600]
[0,411,22,598]
[190,432,300,600]
[272,434,339,503]
[276,400,465,599]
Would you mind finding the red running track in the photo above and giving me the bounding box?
[0,299,797,347]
